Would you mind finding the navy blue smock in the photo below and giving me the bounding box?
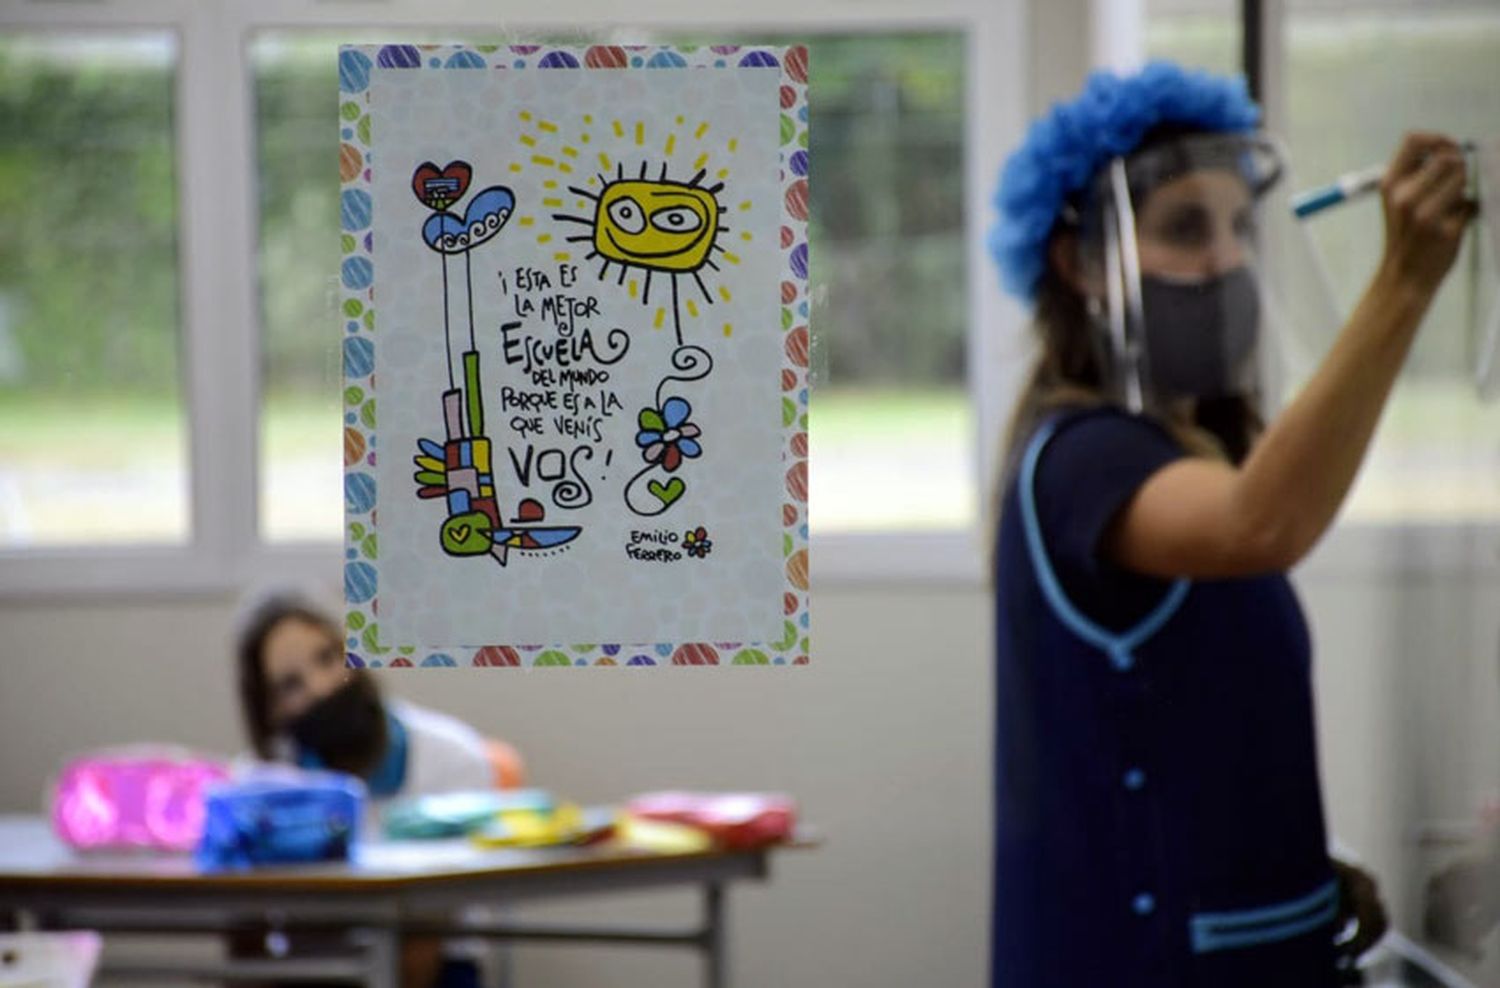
[991,407,1339,988]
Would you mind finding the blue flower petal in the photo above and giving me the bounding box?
[678,438,702,458]
[662,396,692,429]
[635,430,662,447]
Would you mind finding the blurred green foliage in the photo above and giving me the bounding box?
[0,38,180,397]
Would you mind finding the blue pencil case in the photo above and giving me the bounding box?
[195,768,366,871]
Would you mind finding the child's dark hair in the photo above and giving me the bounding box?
[234,590,343,758]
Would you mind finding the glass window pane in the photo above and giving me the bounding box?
[254,35,343,542]
[253,32,971,540]
[0,34,187,547]
[797,33,971,532]
[1146,0,1241,75]
[255,32,604,542]
[1287,3,1500,521]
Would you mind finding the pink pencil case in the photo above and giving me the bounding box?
[50,749,230,852]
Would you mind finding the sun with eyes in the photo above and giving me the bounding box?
[503,113,751,344]
[551,163,731,344]
[593,170,722,273]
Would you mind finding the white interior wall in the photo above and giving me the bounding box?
[1302,556,1500,969]
[0,583,995,987]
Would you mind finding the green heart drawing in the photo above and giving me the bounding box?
[648,477,686,507]
[441,512,492,556]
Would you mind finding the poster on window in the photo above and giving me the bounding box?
[338,44,809,668]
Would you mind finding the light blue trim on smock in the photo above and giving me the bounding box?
[1189,878,1339,953]
[1018,418,1191,671]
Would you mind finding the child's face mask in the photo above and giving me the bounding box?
[286,673,389,778]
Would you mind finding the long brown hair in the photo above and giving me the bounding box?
[233,591,345,759]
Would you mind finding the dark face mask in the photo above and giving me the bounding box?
[1138,266,1260,399]
[286,674,388,778]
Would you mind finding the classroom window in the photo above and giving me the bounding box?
[1145,0,1240,77]
[1148,0,1500,522]
[252,31,972,540]
[794,33,971,533]
[253,34,345,542]
[1285,1,1500,521]
[255,31,610,542]
[0,33,188,548]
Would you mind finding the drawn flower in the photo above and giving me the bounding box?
[683,526,712,558]
[636,397,702,472]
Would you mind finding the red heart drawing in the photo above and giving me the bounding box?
[411,160,472,210]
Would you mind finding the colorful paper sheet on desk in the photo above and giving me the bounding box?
[626,791,796,849]
[613,813,715,854]
[338,44,811,668]
[382,788,555,840]
[468,802,616,848]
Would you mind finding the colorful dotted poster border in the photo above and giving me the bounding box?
[339,43,810,668]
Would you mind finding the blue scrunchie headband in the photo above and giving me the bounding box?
[988,61,1261,303]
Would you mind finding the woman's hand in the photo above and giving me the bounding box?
[1333,857,1389,970]
[1377,132,1477,299]
[1104,133,1477,580]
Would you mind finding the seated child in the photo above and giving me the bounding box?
[230,587,523,988]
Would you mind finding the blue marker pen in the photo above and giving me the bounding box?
[1293,141,1475,219]
[1290,165,1386,219]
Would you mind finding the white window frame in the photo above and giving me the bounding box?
[0,0,1022,596]
[2,0,1492,598]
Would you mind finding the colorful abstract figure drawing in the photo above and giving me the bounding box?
[554,162,728,347]
[410,160,581,565]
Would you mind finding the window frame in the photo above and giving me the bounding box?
[0,0,1022,596]
[0,2,259,596]
[2,0,1492,599]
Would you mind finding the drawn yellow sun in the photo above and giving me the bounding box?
[555,163,732,344]
[507,114,747,345]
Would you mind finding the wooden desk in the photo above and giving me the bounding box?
[0,814,807,987]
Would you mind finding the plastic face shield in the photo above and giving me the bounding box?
[1073,132,1331,416]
